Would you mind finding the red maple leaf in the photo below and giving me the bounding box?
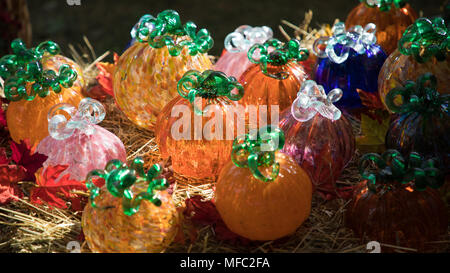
[10,139,48,181]
[184,195,251,245]
[30,165,88,211]
[356,88,384,110]
[94,52,119,98]
[0,164,25,205]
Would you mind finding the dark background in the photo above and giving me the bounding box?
[27,0,446,58]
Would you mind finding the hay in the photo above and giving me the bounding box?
[0,33,448,254]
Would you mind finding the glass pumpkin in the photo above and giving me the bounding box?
[384,73,449,171]
[113,10,213,130]
[215,127,312,241]
[36,98,127,181]
[279,80,355,200]
[346,150,447,252]
[155,70,245,180]
[82,158,180,253]
[345,2,418,55]
[214,25,273,81]
[239,38,309,128]
[314,22,387,109]
[378,17,449,111]
[1,39,85,146]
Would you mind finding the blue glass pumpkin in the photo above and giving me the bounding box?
[314,22,387,109]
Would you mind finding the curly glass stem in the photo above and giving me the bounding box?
[133,9,213,56]
[291,80,343,122]
[231,125,285,182]
[398,17,448,63]
[85,157,168,216]
[360,0,408,11]
[224,25,273,53]
[177,69,244,115]
[385,73,449,116]
[313,22,377,64]
[359,149,443,192]
[0,39,78,101]
[247,38,309,80]
[48,98,106,140]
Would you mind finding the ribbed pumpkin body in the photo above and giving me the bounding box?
[385,112,449,171]
[213,50,252,82]
[346,181,448,252]
[345,3,418,55]
[215,152,313,241]
[113,41,212,130]
[36,126,127,181]
[6,55,85,146]
[239,62,307,127]
[279,109,355,199]
[156,96,241,180]
[378,51,450,111]
[82,189,179,253]
[315,44,387,109]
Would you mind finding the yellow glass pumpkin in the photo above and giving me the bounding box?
[113,10,213,130]
[82,159,180,253]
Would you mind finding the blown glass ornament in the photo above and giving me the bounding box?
[155,69,244,180]
[279,80,355,199]
[1,39,85,146]
[36,98,127,181]
[345,0,418,55]
[346,150,447,252]
[215,126,312,241]
[384,73,449,171]
[214,25,273,80]
[113,10,213,130]
[314,22,387,109]
[239,38,309,128]
[82,158,180,253]
[378,17,449,111]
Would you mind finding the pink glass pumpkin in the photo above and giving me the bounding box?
[37,98,127,181]
[214,25,273,81]
[279,80,355,199]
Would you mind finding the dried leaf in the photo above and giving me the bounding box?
[10,139,48,181]
[0,164,26,204]
[357,88,384,110]
[356,112,390,154]
[30,165,87,210]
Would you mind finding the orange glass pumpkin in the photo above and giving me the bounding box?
[345,2,418,55]
[215,127,312,241]
[3,40,85,146]
[155,70,245,180]
[378,17,449,111]
[82,159,180,253]
[113,10,213,130]
[238,38,309,128]
[346,150,448,252]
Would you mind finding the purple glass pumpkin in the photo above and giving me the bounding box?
[280,80,355,199]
